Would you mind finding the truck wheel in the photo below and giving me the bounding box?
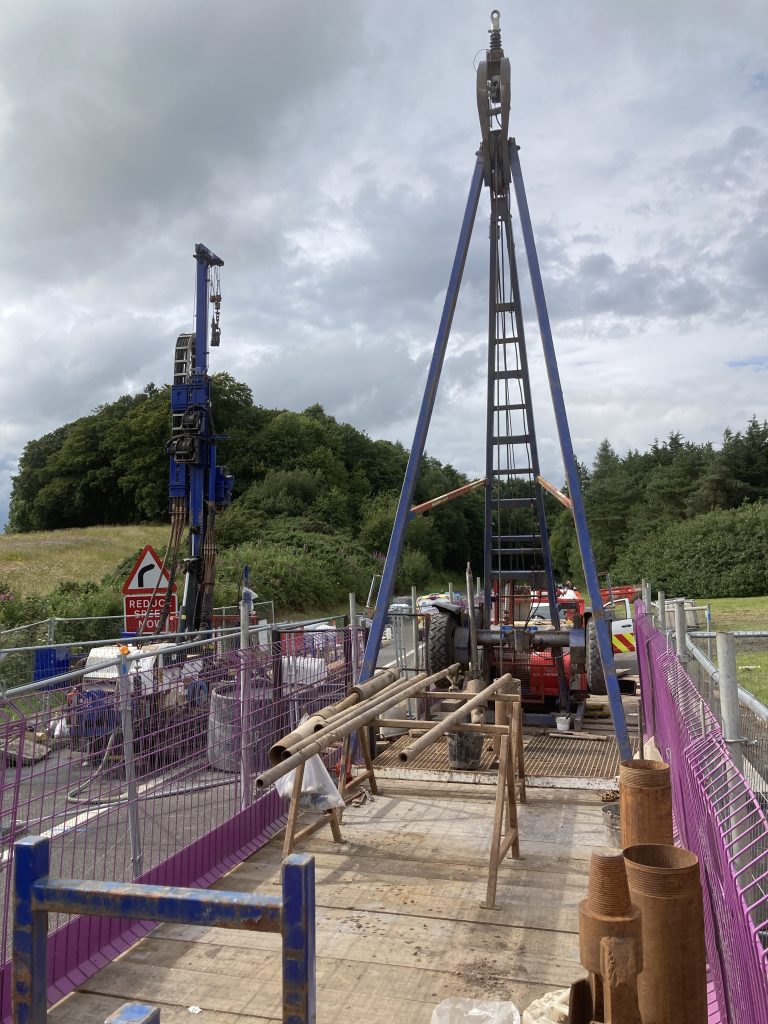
[427,609,456,688]
[586,620,607,695]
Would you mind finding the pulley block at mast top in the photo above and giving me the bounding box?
[477,9,511,195]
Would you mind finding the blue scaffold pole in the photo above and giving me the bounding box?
[508,141,632,761]
[358,156,485,684]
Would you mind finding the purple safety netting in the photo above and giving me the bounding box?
[636,607,768,1024]
[0,626,359,1021]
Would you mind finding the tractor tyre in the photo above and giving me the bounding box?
[427,609,457,688]
[586,619,607,695]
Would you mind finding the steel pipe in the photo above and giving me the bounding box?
[255,664,460,789]
[624,844,707,1024]
[619,759,673,848]
[398,674,512,764]
[269,670,421,765]
[268,669,404,765]
[466,562,480,675]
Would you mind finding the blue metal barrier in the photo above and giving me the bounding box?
[12,836,316,1024]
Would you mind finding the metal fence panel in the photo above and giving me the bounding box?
[0,627,360,1021]
[686,632,768,797]
[636,610,768,1024]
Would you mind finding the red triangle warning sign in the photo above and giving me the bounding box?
[122,545,177,595]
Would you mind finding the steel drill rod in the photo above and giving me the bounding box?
[465,562,480,675]
[255,665,459,790]
[268,668,403,764]
[398,674,512,764]
[372,719,511,735]
[270,671,426,766]
[311,667,407,729]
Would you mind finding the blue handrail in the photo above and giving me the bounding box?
[12,836,316,1024]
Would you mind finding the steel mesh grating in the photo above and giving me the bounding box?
[373,730,638,780]
[522,732,638,777]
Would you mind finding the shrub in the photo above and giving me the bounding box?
[611,500,768,597]
[396,548,434,591]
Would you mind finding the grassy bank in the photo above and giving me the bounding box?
[0,525,169,596]
[704,596,768,705]
[705,595,768,632]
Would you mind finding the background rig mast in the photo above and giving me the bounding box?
[165,243,233,636]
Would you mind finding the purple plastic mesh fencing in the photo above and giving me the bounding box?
[0,626,359,1021]
[636,608,768,1024]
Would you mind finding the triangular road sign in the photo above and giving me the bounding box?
[122,544,176,595]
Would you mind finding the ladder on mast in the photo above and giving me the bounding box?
[358,10,632,760]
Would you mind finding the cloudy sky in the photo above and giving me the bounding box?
[0,0,765,529]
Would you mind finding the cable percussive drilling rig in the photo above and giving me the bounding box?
[358,11,632,759]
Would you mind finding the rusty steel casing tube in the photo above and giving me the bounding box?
[267,668,403,764]
[255,664,459,789]
[578,851,643,1024]
[269,670,423,765]
[398,674,512,763]
[579,851,643,974]
[624,843,707,1024]
[619,758,673,848]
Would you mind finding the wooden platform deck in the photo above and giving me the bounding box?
[47,778,606,1023]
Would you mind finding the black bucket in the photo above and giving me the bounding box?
[446,731,483,770]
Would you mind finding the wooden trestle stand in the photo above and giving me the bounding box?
[271,669,526,909]
[482,696,524,910]
[282,726,379,856]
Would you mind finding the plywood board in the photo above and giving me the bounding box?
[48,778,598,1023]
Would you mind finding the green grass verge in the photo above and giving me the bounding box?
[0,524,170,596]
[701,596,768,705]
[735,650,768,706]
[703,595,768,632]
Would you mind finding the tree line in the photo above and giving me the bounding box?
[7,377,768,601]
[550,417,768,596]
[7,374,485,603]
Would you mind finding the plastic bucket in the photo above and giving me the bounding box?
[446,730,483,770]
[555,714,570,732]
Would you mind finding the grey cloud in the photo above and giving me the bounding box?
[0,0,767,531]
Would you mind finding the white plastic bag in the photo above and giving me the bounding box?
[275,754,345,811]
[53,717,69,740]
[430,999,520,1024]
[521,989,569,1024]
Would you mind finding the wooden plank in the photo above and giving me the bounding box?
[83,935,579,1012]
[153,908,580,983]
[128,935,578,991]
[227,868,582,934]
[224,843,594,897]
[546,730,609,741]
[51,775,599,1024]
[78,959,536,1024]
